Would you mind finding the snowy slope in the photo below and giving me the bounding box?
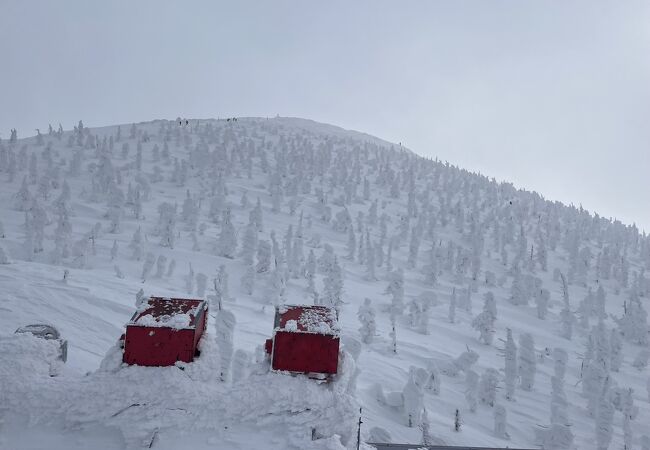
[0,117,649,450]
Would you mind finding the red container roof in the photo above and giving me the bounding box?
[128,297,206,330]
[275,305,339,335]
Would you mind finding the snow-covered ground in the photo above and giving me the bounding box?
[0,117,649,449]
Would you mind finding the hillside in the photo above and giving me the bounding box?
[0,117,649,450]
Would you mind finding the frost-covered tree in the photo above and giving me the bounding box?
[518,333,536,391]
[403,369,424,427]
[386,268,405,316]
[423,241,438,286]
[251,198,264,232]
[217,208,237,258]
[186,263,195,294]
[141,252,155,281]
[448,288,457,323]
[609,328,623,372]
[346,227,356,260]
[407,226,420,269]
[559,273,574,340]
[240,265,255,295]
[582,319,611,415]
[595,285,607,321]
[256,240,271,273]
[510,266,528,306]
[323,255,343,309]
[473,292,497,345]
[305,249,317,296]
[166,258,176,278]
[0,245,10,264]
[358,298,376,344]
[108,241,118,262]
[465,369,479,412]
[14,177,32,211]
[389,313,397,354]
[615,289,648,345]
[633,349,649,370]
[213,265,230,307]
[129,227,144,261]
[240,221,258,266]
[535,347,574,450]
[420,408,433,446]
[595,379,614,450]
[154,254,166,278]
[503,328,518,400]
[365,238,377,281]
[494,404,510,440]
[135,288,146,307]
[479,368,500,407]
[215,309,236,382]
[536,288,550,320]
[549,375,568,424]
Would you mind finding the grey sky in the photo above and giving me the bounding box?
[2,1,649,230]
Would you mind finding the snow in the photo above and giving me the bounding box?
[134,312,192,329]
[0,117,649,449]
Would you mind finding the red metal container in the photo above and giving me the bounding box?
[265,305,340,375]
[123,297,208,367]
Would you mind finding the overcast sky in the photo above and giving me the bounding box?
[2,1,649,230]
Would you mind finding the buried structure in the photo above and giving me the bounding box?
[265,305,340,377]
[122,296,208,366]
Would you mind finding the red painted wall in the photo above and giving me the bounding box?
[123,326,196,366]
[271,331,339,374]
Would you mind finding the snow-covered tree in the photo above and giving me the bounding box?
[473,292,497,345]
[323,255,343,309]
[0,245,10,264]
[215,309,236,382]
[141,252,155,281]
[358,298,376,344]
[420,408,433,445]
[615,289,648,345]
[448,287,457,323]
[129,227,144,261]
[536,288,550,320]
[346,227,356,260]
[386,269,405,316]
[211,265,230,309]
[14,177,32,211]
[518,333,536,391]
[403,368,423,427]
[609,328,623,372]
[240,221,258,266]
[465,369,479,412]
[256,240,271,273]
[479,368,500,407]
[503,328,518,400]
[240,265,255,295]
[186,263,195,294]
[154,254,166,278]
[494,404,510,440]
[595,379,614,450]
[216,208,237,258]
[166,258,176,278]
[559,273,574,340]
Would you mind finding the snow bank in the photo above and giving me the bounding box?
[2,331,359,449]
